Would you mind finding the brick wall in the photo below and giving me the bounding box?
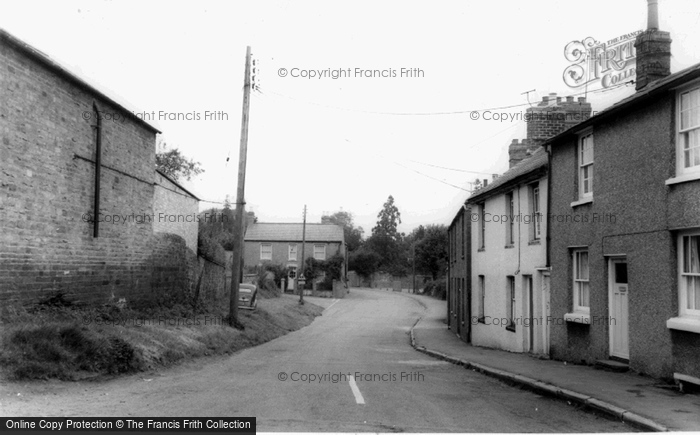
[153,171,199,251]
[0,31,196,308]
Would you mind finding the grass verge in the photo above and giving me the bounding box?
[0,296,323,381]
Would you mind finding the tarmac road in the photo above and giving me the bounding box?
[0,289,636,432]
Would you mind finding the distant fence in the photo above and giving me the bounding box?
[347,271,432,291]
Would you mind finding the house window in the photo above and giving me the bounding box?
[679,86,700,175]
[531,184,541,240]
[506,192,515,246]
[288,244,298,261]
[679,232,700,317]
[479,203,486,249]
[313,244,326,260]
[573,249,590,313]
[478,275,485,322]
[579,132,594,199]
[260,243,272,260]
[507,276,516,331]
[461,213,465,258]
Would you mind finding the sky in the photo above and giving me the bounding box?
[2,0,699,235]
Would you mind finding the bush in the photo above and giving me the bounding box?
[422,278,447,300]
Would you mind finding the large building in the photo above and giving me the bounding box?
[545,8,700,381]
[447,92,591,353]
[0,29,202,308]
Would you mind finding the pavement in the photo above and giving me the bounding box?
[409,293,700,432]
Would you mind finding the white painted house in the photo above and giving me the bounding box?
[467,147,551,355]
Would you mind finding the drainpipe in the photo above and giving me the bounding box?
[545,144,552,268]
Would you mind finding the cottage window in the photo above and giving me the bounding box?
[531,184,541,240]
[506,276,516,331]
[573,249,590,313]
[680,233,700,316]
[506,192,515,246]
[478,275,485,322]
[288,244,298,261]
[679,86,700,175]
[579,132,594,200]
[313,244,326,261]
[479,203,486,249]
[260,243,272,260]
[668,231,700,333]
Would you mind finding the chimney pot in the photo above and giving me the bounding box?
[511,139,519,144]
[566,96,574,102]
[647,0,659,29]
[556,97,562,104]
[578,97,586,103]
[483,179,488,187]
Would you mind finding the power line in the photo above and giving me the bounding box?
[254,80,633,117]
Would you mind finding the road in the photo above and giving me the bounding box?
[1,289,634,432]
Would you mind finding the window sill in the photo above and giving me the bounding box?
[665,172,700,186]
[477,248,485,252]
[564,312,591,324]
[666,316,700,334]
[477,317,485,324]
[504,244,515,249]
[505,325,516,333]
[528,240,541,246]
[570,197,593,208]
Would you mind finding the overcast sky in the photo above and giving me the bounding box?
[2,1,699,235]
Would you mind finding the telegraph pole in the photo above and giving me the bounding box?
[298,205,307,305]
[228,46,252,330]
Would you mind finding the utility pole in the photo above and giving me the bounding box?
[412,241,416,294]
[228,45,252,330]
[298,205,307,305]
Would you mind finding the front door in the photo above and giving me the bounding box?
[541,272,551,356]
[609,258,629,360]
[288,266,297,291]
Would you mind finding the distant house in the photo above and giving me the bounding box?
[243,222,346,290]
[545,13,700,382]
[447,205,471,343]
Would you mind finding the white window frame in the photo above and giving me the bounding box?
[313,243,326,261]
[677,84,700,177]
[479,203,486,249]
[578,131,594,200]
[531,184,541,240]
[478,275,485,320]
[506,276,516,331]
[573,249,590,314]
[506,192,515,246]
[260,243,272,261]
[679,231,700,318]
[288,244,298,261]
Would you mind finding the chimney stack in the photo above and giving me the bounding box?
[634,0,672,91]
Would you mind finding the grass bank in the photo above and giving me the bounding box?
[0,296,323,381]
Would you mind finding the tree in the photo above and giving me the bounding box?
[414,224,448,280]
[322,210,364,252]
[155,138,204,181]
[367,195,404,273]
[348,248,381,278]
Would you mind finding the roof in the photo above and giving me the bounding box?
[244,223,345,243]
[545,62,700,147]
[467,146,548,204]
[0,28,160,133]
[155,169,200,201]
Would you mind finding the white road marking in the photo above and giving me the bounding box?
[348,375,365,405]
[325,299,340,311]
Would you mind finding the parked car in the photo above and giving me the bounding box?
[238,283,258,310]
